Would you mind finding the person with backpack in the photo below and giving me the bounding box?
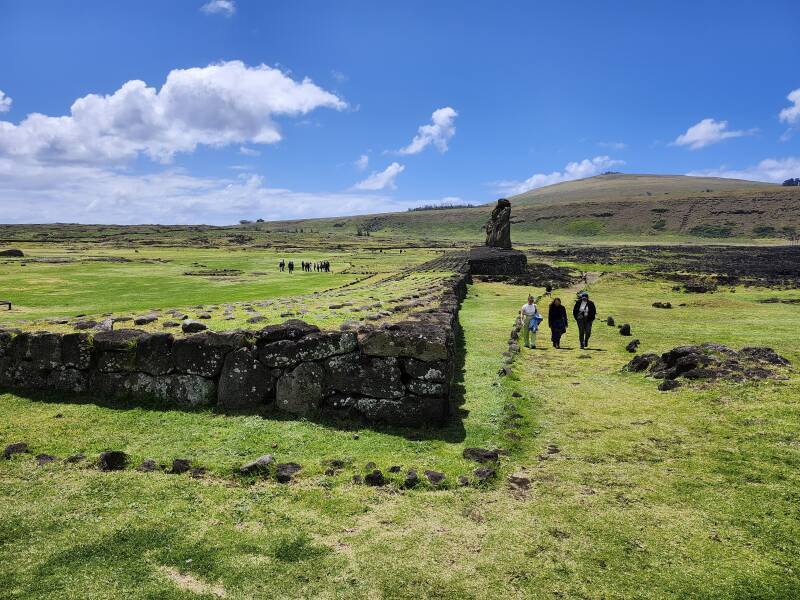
[572,291,597,349]
[548,297,568,349]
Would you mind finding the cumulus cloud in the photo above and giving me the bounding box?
[687,157,800,183]
[353,162,405,190]
[398,107,458,155]
[0,60,346,165]
[354,154,369,170]
[0,159,421,225]
[201,0,235,16]
[673,118,755,150]
[0,91,11,113]
[779,88,800,125]
[493,156,625,196]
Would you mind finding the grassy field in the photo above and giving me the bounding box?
[2,250,799,598]
[0,246,456,331]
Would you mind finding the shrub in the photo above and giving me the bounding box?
[652,219,666,231]
[752,226,776,237]
[689,224,734,238]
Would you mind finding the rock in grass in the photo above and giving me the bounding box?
[462,448,499,463]
[388,465,402,473]
[458,475,470,486]
[74,320,98,331]
[162,320,180,328]
[507,474,530,491]
[239,455,274,475]
[276,462,302,483]
[3,442,29,459]
[98,450,128,471]
[65,453,85,464]
[606,316,615,326]
[364,469,385,486]
[658,379,681,391]
[473,466,496,482]
[424,470,445,486]
[181,320,207,333]
[36,453,57,466]
[133,314,158,325]
[652,302,672,309]
[403,469,419,488]
[137,458,158,472]
[626,339,641,353]
[619,323,632,336]
[169,458,192,474]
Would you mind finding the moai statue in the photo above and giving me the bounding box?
[485,198,512,249]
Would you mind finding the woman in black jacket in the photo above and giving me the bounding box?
[548,297,568,349]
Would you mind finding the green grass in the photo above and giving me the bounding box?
[2,255,800,598]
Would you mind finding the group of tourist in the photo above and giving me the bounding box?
[278,260,331,273]
[519,290,597,350]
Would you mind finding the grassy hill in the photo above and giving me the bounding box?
[0,174,798,246]
[263,174,799,244]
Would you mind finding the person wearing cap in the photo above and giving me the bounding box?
[572,291,597,349]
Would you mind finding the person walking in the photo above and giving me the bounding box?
[520,295,539,349]
[548,297,568,349]
[572,291,596,349]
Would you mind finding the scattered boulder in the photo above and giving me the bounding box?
[364,469,385,486]
[624,353,659,372]
[65,453,86,464]
[133,314,158,325]
[462,447,499,463]
[473,466,496,482]
[619,323,632,336]
[652,302,672,309]
[169,458,192,474]
[4,442,29,459]
[36,453,57,466]
[137,459,159,472]
[181,320,207,333]
[74,320,98,331]
[424,470,445,486]
[625,339,641,353]
[238,455,274,476]
[98,450,128,471]
[606,316,615,326]
[658,379,681,391]
[0,248,24,257]
[507,474,531,491]
[276,462,302,483]
[404,469,419,488]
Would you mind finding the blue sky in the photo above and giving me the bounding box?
[1,0,799,224]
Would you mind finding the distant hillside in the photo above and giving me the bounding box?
[265,174,798,243]
[0,174,797,246]
[509,173,775,207]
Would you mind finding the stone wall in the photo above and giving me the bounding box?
[0,273,469,428]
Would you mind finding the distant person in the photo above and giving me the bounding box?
[544,283,553,297]
[548,297,567,349]
[288,261,294,274]
[573,291,596,349]
[519,295,539,349]
[279,260,285,272]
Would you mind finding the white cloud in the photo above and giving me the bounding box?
[398,107,458,155]
[353,162,405,191]
[239,146,260,156]
[779,88,800,125]
[201,0,235,16]
[493,156,625,196]
[0,91,11,113]
[0,60,346,165]
[331,70,348,84]
[597,141,626,150]
[673,118,755,150]
[354,154,369,171]
[687,157,800,183]
[0,158,422,225]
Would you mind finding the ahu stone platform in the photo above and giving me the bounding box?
[0,273,469,428]
[467,246,528,276]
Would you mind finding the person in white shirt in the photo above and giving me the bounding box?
[519,295,538,349]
